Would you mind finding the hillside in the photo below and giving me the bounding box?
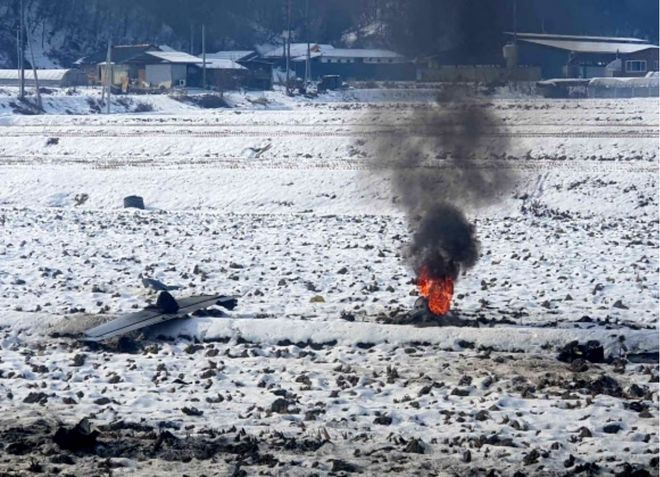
[0,0,657,69]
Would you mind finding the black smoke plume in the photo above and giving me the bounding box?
[372,89,515,282]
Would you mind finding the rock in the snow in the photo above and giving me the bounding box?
[603,423,622,434]
[373,415,393,426]
[331,459,359,473]
[123,195,145,209]
[577,426,592,439]
[523,448,540,465]
[557,340,605,363]
[182,406,204,416]
[271,398,295,414]
[403,438,425,454]
[53,418,98,451]
[23,392,49,404]
[570,358,589,372]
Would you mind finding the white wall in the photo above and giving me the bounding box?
[146,64,173,88]
[145,64,189,88]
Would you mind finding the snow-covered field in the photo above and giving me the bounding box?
[0,89,657,475]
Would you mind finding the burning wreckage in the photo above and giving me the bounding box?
[372,96,515,327]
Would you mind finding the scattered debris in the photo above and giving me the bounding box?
[73,193,89,206]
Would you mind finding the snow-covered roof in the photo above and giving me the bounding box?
[210,50,255,61]
[260,43,335,59]
[292,48,405,62]
[291,52,323,62]
[145,51,203,64]
[199,58,247,70]
[318,48,404,59]
[76,44,161,65]
[506,32,650,44]
[537,78,591,86]
[0,69,74,81]
[519,38,658,54]
[589,76,659,88]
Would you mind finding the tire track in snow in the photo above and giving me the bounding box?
[0,155,656,172]
[0,128,657,139]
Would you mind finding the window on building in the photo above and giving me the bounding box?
[625,60,647,73]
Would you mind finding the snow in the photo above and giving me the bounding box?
[155,316,657,357]
[145,50,202,64]
[0,88,657,475]
[589,75,659,89]
[0,69,73,81]
[201,58,247,70]
[209,50,255,61]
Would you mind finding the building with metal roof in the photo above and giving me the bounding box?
[0,69,87,87]
[506,32,649,45]
[203,56,247,70]
[209,51,272,90]
[75,44,161,66]
[309,48,405,60]
[194,56,250,91]
[259,43,334,60]
[505,32,659,79]
[290,47,413,81]
[210,51,257,61]
[144,51,203,64]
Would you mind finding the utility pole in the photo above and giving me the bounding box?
[16,26,20,97]
[285,0,292,95]
[24,11,42,110]
[105,39,112,114]
[305,0,311,84]
[202,24,207,89]
[512,0,518,43]
[190,23,194,55]
[19,0,25,100]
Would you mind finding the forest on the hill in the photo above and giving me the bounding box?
[0,0,657,67]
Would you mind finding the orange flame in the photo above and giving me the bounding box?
[417,267,454,315]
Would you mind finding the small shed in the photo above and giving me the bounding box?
[211,50,272,89]
[0,69,88,87]
[141,51,203,88]
[197,57,248,90]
